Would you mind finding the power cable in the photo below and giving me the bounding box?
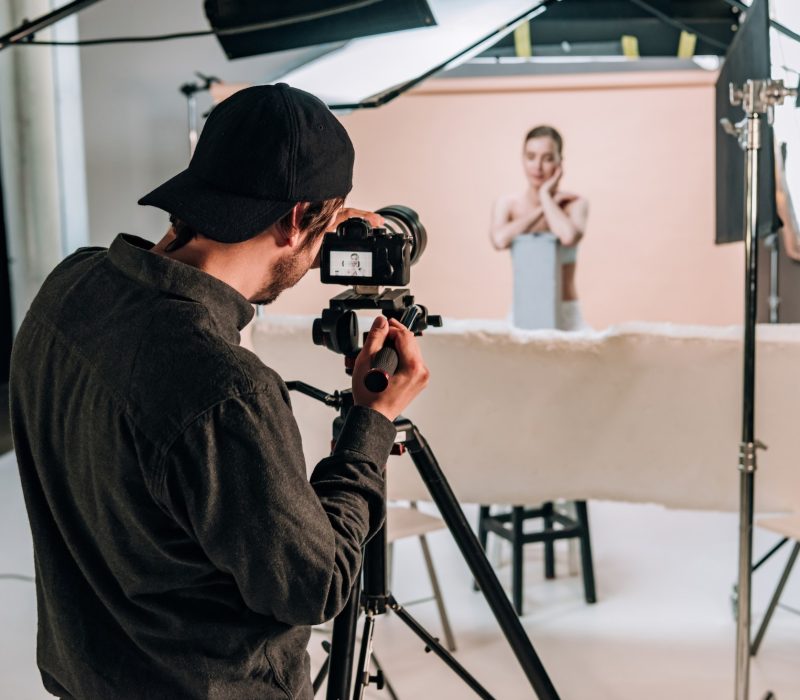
[10,0,381,47]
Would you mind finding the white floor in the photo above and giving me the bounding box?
[1,453,798,699]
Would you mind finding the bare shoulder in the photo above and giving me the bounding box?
[493,192,517,212]
[559,193,589,212]
[492,192,523,223]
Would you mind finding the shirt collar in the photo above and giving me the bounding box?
[108,234,255,343]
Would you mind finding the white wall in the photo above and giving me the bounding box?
[0,0,87,330]
[76,0,337,248]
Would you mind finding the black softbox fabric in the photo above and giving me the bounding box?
[205,0,436,60]
[715,0,779,244]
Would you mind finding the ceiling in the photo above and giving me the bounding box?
[482,0,740,58]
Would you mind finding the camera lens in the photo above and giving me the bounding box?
[375,205,427,265]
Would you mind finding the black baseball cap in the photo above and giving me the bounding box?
[138,83,354,243]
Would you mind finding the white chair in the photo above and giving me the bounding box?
[386,503,456,652]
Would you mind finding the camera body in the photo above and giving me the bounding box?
[320,217,411,287]
[313,205,439,356]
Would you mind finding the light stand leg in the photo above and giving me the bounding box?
[751,542,800,656]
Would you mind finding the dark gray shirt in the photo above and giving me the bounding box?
[10,234,396,699]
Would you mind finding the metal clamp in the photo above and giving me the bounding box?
[739,440,768,473]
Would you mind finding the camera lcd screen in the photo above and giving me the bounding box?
[329,251,373,278]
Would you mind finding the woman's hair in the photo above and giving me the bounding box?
[524,125,563,158]
[166,197,345,252]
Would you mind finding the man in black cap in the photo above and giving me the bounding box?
[10,84,429,699]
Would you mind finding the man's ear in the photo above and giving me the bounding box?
[278,202,309,248]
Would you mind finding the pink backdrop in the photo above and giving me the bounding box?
[267,69,744,329]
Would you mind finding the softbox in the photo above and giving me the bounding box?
[204,0,437,60]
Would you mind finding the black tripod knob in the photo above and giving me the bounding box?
[360,669,385,689]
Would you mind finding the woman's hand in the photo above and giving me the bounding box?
[539,166,563,198]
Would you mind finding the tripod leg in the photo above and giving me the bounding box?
[399,420,560,700]
[390,596,495,700]
[352,613,377,700]
[326,575,362,700]
[313,641,332,695]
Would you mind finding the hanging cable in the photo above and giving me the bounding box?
[626,0,728,50]
[11,0,381,47]
[0,574,35,582]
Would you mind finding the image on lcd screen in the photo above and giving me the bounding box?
[330,251,373,277]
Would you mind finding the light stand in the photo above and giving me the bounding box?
[179,73,220,157]
[721,77,797,700]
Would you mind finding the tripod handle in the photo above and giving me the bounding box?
[365,347,398,392]
[364,306,421,393]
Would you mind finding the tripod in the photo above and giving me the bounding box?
[287,381,560,700]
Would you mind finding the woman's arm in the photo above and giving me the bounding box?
[537,167,588,246]
[489,196,544,250]
[775,145,800,262]
[540,193,589,247]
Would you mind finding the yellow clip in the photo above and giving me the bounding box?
[621,35,639,58]
[514,22,532,58]
[678,30,697,58]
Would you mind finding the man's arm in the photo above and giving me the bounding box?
[158,388,395,627]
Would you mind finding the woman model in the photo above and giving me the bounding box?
[490,125,590,331]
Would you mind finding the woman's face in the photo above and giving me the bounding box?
[522,136,561,188]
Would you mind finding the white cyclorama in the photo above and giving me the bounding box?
[251,317,800,513]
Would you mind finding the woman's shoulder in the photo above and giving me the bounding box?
[555,191,586,206]
[494,191,525,208]
[556,192,589,216]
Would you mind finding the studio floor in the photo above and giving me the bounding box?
[1,452,798,700]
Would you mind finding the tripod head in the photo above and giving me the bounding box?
[312,286,442,392]
[312,286,441,356]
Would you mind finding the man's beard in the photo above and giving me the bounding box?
[251,248,311,306]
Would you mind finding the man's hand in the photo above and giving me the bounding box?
[333,207,385,230]
[351,316,430,422]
